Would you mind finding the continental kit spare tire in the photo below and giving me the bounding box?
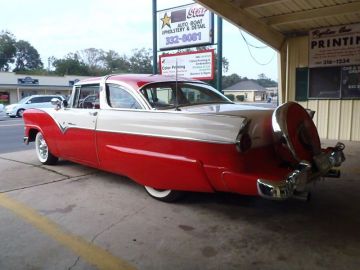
[272,102,321,165]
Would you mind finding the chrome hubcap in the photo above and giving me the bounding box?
[37,134,48,160]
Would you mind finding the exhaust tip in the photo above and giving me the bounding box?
[293,191,311,202]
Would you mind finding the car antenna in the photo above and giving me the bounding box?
[175,58,181,111]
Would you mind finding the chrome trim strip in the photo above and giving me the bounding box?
[107,145,198,162]
[97,128,234,145]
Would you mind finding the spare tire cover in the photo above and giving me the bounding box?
[272,102,321,163]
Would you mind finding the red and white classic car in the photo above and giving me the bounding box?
[23,74,345,202]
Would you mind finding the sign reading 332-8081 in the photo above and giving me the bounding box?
[157,3,214,51]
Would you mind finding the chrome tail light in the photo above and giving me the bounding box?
[236,118,252,152]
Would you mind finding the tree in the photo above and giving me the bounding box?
[129,48,153,73]
[225,94,235,101]
[256,73,277,87]
[53,53,90,76]
[0,31,16,71]
[236,95,245,102]
[13,40,43,71]
[78,48,104,74]
[102,50,130,73]
[222,73,243,89]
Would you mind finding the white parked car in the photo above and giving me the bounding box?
[5,95,65,118]
[0,104,6,120]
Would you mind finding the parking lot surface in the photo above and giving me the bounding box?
[0,141,360,270]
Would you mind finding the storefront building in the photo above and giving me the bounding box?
[196,0,360,141]
[223,80,267,102]
[0,72,91,105]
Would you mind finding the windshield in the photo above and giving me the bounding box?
[18,97,30,104]
[140,82,232,110]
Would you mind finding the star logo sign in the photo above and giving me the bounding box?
[160,13,171,29]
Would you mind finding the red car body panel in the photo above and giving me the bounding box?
[24,109,293,196]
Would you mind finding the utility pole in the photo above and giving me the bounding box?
[152,0,158,74]
[216,16,223,92]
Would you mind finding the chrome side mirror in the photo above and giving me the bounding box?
[51,98,62,110]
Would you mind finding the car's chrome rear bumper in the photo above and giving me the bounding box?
[24,136,29,145]
[257,142,345,200]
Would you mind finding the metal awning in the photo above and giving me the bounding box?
[196,0,360,50]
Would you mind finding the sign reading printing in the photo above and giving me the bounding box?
[309,23,360,67]
[157,3,214,50]
[159,50,214,80]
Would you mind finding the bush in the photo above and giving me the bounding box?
[236,95,245,102]
[225,94,234,101]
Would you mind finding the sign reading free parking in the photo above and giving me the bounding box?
[157,3,214,51]
[159,50,214,80]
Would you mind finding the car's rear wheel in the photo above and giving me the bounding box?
[35,132,58,165]
[17,109,25,118]
[144,186,183,202]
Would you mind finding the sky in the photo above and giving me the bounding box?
[1,0,278,80]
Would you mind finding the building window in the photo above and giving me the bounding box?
[309,67,341,98]
[308,65,360,99]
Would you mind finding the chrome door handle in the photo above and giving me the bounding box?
[89,111,98,116]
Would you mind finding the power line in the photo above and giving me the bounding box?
[240,31,267,49]
[239,30,275,66]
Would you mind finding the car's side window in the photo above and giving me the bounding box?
[106,84,142,109]
[73,84,100,109]
[41,96,54,103]
[28,97,42,104]
[141,86,187,109]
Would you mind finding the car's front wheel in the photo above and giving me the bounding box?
[35,132,58,165]
[144,186,183,202]
[17,109,25,117]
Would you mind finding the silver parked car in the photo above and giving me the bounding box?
[5,95,64,118]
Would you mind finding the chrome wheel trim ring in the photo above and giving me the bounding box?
[35,133,48,163]
[144,186,172,198]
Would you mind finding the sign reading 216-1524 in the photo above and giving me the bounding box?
[157,3,214,51]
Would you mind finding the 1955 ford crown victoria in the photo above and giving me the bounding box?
[23,74,345,202]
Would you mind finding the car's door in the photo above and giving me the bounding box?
[39,96,57,108]
[53,84,100,167]
[25,96,43,109]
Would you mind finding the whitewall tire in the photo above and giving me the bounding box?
[144,186,183,202]
[35,132,58,165]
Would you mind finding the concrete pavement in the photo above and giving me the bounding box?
[0,141,360,270]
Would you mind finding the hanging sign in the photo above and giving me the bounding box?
[157,3,214,51]
[309,23,360,67]
[159,49,214,80]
